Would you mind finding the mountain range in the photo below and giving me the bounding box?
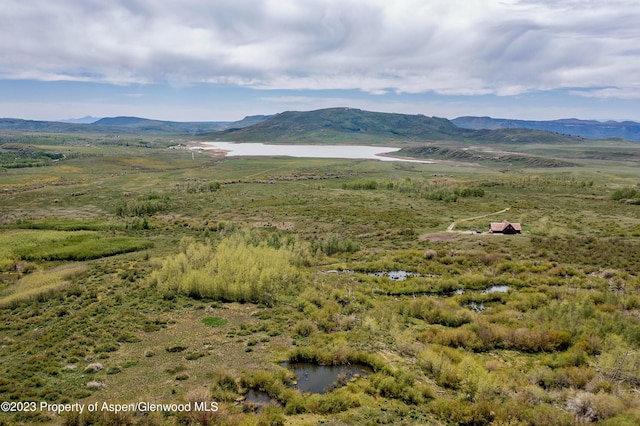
[1,109,639,142]
[452,116,640,142]
[0,115,270,135]
[208,108,585,144]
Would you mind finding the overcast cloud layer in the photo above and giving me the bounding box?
[3,0,639,98]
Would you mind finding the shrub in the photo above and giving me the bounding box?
[316,391,360,414]
[240,369,293,398]
[436,327,482,350]
[369,370,433,404]
[400,298,472,327]
[342,180,379,190]
[287,345,385,371]
[611,187,639,201]
[209,370,239,402]
[284,395,308,415]
[567,392,625,423]
[166,346,188,353]
[554,366,595,389]
[184,387,217,426]
[457,356,495,402]
[424,249,438,260]
[256,406,285,426]
[594,335,640,386]
[522,403,574,426]
[418,347,462,389]
[428,399,496,426]
[293,319,316,337]
[310,234,360,256]
[115,196,171,217]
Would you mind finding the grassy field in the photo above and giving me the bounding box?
[1,135,639,425]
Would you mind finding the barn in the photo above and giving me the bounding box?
[489,220,521,234]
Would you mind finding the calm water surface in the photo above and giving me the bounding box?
[199,142,433,163]
[281,362,371,394]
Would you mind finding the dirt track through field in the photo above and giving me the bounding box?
[447,207,510,232]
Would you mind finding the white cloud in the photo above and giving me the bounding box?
[1,0,639,98]
[570,87,640,100]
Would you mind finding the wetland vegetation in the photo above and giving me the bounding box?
[1,125,639,425]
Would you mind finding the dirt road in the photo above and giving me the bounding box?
[447,207,510,232]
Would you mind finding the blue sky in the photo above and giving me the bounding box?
[1,0,639,122]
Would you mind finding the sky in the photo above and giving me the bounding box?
[1,0,639,122]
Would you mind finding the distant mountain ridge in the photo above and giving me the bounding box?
[0,115,268,134]
[209,108,462,143]
[1,109,637,143]
[453,116,640,142]
[207,107,583,144]
[58,116,101,124]
[91,116,231,133]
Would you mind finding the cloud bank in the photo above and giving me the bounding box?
[2,0,639,98]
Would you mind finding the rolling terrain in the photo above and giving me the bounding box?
[207,107,586,145]
[1,109,639,425]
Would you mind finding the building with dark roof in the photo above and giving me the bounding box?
[489,220,521,234]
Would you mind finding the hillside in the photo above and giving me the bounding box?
[92,117,231,134]
[207,108,465,143]
[398,145,579,168]
[453,116,640,142]
[0,118,91,133]
[206,108,585,145]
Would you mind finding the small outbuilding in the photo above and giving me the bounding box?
[489,220,521,234]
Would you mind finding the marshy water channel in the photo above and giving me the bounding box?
[281,362,371,394]
[328,269,511,312]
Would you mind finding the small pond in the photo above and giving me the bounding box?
[243,389,280,408]
[326,269,436,281]
[369,270,421,281]
[281,362,371,394]
[482,285,510,294]
[244,389,274,404]
[466,301,485,312]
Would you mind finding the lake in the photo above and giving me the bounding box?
[197,142,434,163]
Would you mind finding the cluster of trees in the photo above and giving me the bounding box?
[495,174,595,189]
[0,144,65,168]
[341,177,484,202]
[115,195,171,217]
[151,233,304,306]
[309,234,359,256]
[174,180,221,193]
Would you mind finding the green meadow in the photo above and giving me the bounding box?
[1,134,639,425]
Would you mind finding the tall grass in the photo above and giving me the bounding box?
[0,263,87,308]
[152,231,305,306]
[0,230,152,267]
